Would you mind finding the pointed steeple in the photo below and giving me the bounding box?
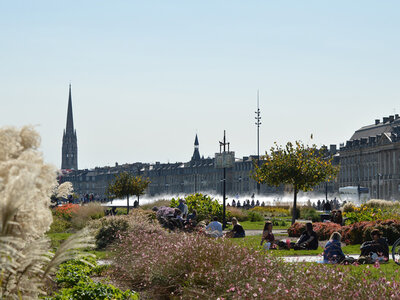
[191,134,201,161]
[62,84,78,170]
[66,84,74,134]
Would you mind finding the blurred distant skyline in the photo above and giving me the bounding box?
[1,1,400,169]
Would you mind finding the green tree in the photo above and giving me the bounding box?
[132,176,150,206]
[106,172,150,214]
[253,141,339,224]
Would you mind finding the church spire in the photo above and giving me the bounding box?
[66,84,74,134]
[62,84,78,170]
[191,134,201,161]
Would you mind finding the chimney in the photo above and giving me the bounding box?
[389,115,395,122]
[396,114,399,119]
[383,117,389,123]
[375,119,380,125]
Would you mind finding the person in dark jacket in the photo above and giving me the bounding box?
[323,232,345,263]
[293,222,318,250]
[359,229,389,262]
[227,217,245,238]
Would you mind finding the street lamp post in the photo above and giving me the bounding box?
[377,173,381,199]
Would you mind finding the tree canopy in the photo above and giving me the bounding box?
[107,172,150,214]
[253,141,339,224]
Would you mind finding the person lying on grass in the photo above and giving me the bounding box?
[323,232,345,264]
[225,217,245,238]
[260,221,277,249]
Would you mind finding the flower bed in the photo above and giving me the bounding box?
[109,215,400,299]
[288,220,400,245]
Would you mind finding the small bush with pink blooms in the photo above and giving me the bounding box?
[110,215,400,299]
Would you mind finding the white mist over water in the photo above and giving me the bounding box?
[103,192,339,207]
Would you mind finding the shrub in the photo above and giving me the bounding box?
[250,206,290,217]
[51,256,138,300]
[50,281,138,300]
[288,222,342,240]
[247,211,264,222]
[140,199,171,210]
[48,215,72,233]
[364,199,394,208]
[55,203,80,221]
[300,206,320,222]
[271,219,288,227]
[71,202,105,230]
[95,217,130,250]
[227,206,249,222]
[170,193,230,222]
[343,202,356,213]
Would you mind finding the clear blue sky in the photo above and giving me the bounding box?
[1,1,399,169]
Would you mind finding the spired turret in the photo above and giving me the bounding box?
[191,134,201,161]
[61,84,78,170]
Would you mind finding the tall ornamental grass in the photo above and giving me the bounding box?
[0,126,92,299]
[111,214,400,299]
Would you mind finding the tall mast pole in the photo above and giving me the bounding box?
[255,90,261,195]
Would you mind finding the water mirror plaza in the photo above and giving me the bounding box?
[2,2,400,299]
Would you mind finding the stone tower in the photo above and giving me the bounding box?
[191,134,201,161]
[61,84,78,170]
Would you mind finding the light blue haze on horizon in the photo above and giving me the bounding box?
[1,1,399,169]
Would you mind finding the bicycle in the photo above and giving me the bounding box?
[392,237,400,265]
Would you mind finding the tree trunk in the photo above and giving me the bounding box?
[127,194,130,215]
[291,187,298,225]
[137,195,140,206]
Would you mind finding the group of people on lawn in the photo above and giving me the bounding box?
[260,221,389,264]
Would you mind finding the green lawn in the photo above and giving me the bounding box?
[46,232,73,248]
[46,232,109,260]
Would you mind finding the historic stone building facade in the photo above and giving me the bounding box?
[60,135,276,199]
[61,85,78,170]
[339,115,400,200]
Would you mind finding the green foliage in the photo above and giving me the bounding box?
[50,281,139,300]
[253,141,338,224]
[55,257,96,287]
[48,215,72,233]
[95,217,130,250]
[227,206,249,222]
[106,172,150,213]
[170,193,230,222]
[289,206,300,219]
[50,256,138,300]
[46,233,73,249]
[247,211,264,222]
[250,206,290,217]
[300,206,320,222]
[343,205,400,225]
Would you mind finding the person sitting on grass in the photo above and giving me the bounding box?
[226,217,245,238]
[205,216,223,237]
[323,232,345,264]
[293,222,318,250]
[358,229,389,263]
[260,221,277,249]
